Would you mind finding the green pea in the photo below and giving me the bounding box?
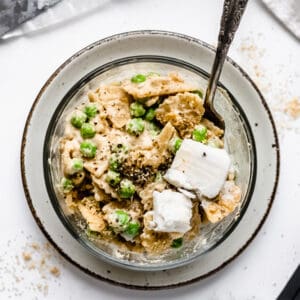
[155,172,162,181]
[170,137,182,153]
[80,123,96,139]
[112,143,128,154]
[124,222,140,237]
[70,111,87,129]
[80,141,97,158]
[130,102,146,117]
[61,177,73,193]
[192,125,207,142]
[72,158,83,172]
[147,121,161,137]
[105,170,121,187]
[115,210,130,226]
[174,138,182,152]
[126,118,145,135]
[171,238,183,248]
[118,179,135,198]
[86,227,100,238]
[109,154,120,171]
[192,89,204,99]
[131,74,146,83]
[145,107,156,121]
[84,105,98,119]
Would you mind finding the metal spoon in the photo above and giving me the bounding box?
[204,0,249,130]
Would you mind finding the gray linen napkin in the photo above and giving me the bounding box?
[0,0,61,37]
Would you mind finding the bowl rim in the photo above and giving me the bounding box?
[20,30,280,289]
[43,55,257,271]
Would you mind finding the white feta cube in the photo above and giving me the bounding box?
[152,190,192,233]
[164,139,231,198]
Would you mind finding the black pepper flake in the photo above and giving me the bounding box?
[202,152,207,157]
[254,123,258,127]
[120,163,155,186]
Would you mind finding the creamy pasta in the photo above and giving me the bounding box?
[59,72,241,254]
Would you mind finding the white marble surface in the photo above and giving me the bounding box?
[0,0,299,299]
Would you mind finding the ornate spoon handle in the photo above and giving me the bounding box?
[205,0,249,128]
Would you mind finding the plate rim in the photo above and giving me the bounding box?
[20,30,280,290]
[43,55,257,271]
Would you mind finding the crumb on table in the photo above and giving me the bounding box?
[49,266,61,277]
[284,98,300,119]
[22,252,32,261]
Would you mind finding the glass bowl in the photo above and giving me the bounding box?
[43,57,256,271]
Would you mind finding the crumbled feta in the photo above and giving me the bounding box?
[151,190,192,233]
[120,233,134,242]
[164,139,231,198]
[163,169,193,190]
[178,188,196,199]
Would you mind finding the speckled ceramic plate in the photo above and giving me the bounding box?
[21,30,279,289]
